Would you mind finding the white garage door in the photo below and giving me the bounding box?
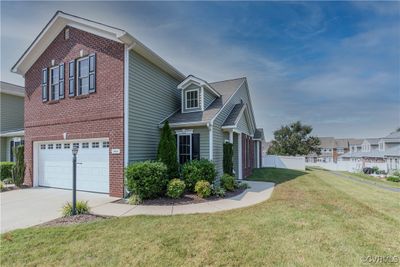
[37,139,109,193]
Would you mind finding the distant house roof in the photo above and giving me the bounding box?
[318,137,336,149]
[254,128,265,141]
[335,138,349,148]
[365,138,380,145]
[348,138,363,146]
[340,150,386,159]
[0,81,24,97]
[384,131,400,139]
[162,77,246,126]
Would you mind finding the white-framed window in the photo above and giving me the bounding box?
[50,66,60,100]
[77,57,89,95]
[48,144,54,149]
[64,143,70,149]
[102,141,109,148]
[82,142,89,149]
[40,144,46,149]
[178,134,192,164]
[73,143,79,149]
[56,144,62,149]
[185,89,199,109]
[92,142,99,148]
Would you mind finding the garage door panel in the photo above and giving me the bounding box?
[37,140,109,193]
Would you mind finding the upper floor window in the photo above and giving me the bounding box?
[186,89,199,109]
[50,66,60,100]
[77,54,96,96]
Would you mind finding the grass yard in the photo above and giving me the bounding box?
[1,168,399,266]
[340,171,400,188]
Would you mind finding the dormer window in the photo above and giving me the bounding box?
[186,89,199,109]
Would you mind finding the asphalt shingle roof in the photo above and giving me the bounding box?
[222,103,244,127]
[318,137,336,148]
[163,77,246,125]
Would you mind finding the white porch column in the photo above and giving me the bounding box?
[238,132,243,180]
[229,130,233,143]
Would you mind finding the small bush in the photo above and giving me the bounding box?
[392,170,400,177]
[12,145,25,187]
[195,180,211,198]
[0,181,5,192]
[62,201,90,217]
[221,174,235,191]
[212,185,226,197]
[237,182,251,190]
[2,178,13,184]
[0,162,15,181]
[167,179,186,198]
[182,159,217,191]
[371,166,379,174]
[125,161,168,199]
[128,194,142,205]
[387,176,400,183]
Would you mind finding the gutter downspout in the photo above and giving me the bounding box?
[207,122,213,161]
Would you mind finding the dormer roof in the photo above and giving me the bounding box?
[178,75,221,97]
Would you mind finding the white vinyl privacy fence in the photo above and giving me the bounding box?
[263,155,305,171]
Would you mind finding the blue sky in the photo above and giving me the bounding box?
[1,1,399,140]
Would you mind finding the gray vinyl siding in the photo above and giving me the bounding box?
[0,137,7,161]
[182,84,202,113]
[0,93,24,132]
[237,115,250,135]
[204,89,216,109]
[128,51,181,162]
[212,81,253,176]
[174,126,209,159]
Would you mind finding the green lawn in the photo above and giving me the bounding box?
[340,171,400,188]
[1,168,399,266]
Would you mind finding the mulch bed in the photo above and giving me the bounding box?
[38,214,109,227]
[114,188,246,206]
[0,184,29,193]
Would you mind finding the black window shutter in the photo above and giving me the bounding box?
[42,68,48,101]
[68,60,75,96]
[192,134,200,160]
[89,53,96,93]
[59,63,65,99]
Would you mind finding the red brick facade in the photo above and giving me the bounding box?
[24,27,125,197]
[242,134,255,178]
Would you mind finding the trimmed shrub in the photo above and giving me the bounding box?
[221,173,235,191]
[157,121,179,179]
[387,176,400,183]
[392,170,400,177]
[12,145,25,186]
[62,201,90,217]
[128,194,142,205]
[182,159,217,191]
[125,161,168,199]
[237,182,251,190]
[223,142,234,175]
[167,179,186,199]
[212,185,226,197]
[0,162,15,181]
[195,180,211,198]
[0,181,5,192]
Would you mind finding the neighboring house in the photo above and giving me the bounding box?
[305,137,335,163]
[349,139,363,153]
[340,132,400,172]
[11,11,264,197]
[0,81,25,162]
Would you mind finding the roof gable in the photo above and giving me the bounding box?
[178,75,221,97]
[12,11,185,80]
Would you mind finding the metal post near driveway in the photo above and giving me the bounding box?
[72,147,79,215]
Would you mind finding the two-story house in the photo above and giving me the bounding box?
[0,81,25,162]
[11,11,264,197]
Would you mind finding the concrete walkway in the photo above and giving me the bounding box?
[1,188,117,233]
[91,181,275,216]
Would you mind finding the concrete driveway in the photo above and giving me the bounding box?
[1,188,118,233]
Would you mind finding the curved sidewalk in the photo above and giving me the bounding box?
[91,181,275,217]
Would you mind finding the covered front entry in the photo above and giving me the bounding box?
[35,139,110,193]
